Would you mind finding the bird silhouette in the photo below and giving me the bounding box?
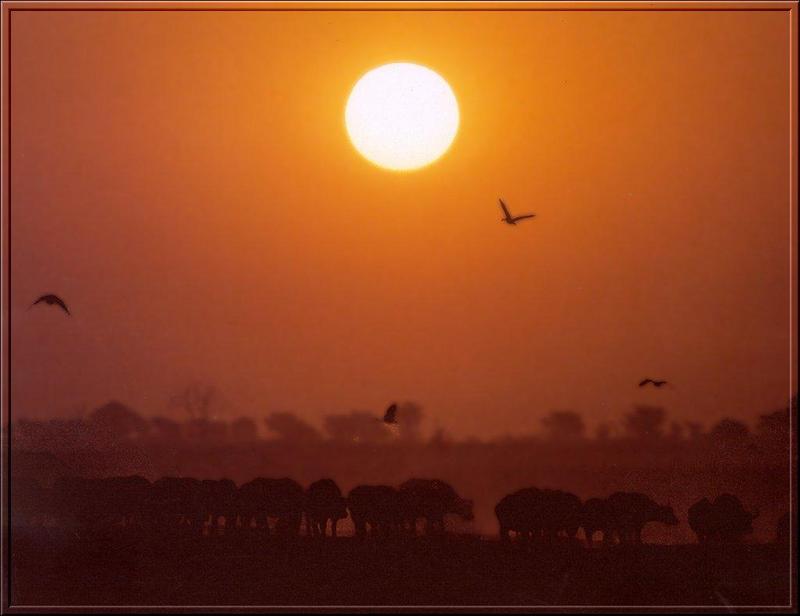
[29,294,70,315]
[499,199,536,225]
[638,378,669,388]
[382,403,398,424]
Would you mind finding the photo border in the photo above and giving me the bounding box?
[0,1,796,612]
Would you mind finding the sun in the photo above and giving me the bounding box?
[345,63,460,172]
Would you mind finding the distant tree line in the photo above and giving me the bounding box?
[11,390,794,455]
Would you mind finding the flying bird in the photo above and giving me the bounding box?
[499,199,536,225]
[29,294,70,315]
[638,378,669,388]
[382,403,398,424]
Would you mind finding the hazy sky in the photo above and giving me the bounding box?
[9,8,796,438]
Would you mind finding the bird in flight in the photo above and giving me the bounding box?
[29,294,70,315]
[382,403,398,424]
[499,199,536,225]
[639,378,669,388]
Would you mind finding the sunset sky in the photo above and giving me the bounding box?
[9,6,796,438]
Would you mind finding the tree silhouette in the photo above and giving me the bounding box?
[668,421,685,440]
[710,418,750,445]
[429,426,452,450]
[685,421,705,441]
[169,384,218,421]
[150,416,181,441]
[594,421,614,441]
[88,401,148,442]
[756,404,790,450]
[324,411,391,444]
[264,412,322,442]
[623,405,666,440]
[230,416,258,442]
[183,417,229,444]
[14,419,49,449]
[541,410,585,440]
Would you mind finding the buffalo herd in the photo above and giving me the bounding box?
[11,476,472,539]
[496,489,678,546]
[11,475,775,545]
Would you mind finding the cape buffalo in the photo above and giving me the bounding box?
[495,487,582,543]
[238,477,305,536]
[306,478,348,538]
[688,494,758,544]
[347,485,402,538]
[538,488,582,542]
[399,478,474,536]
[581,497,613,547]
[495,488,542,542]
[605,491,678,544]
[199,478,238,535]
[148,476,203,531]
[50,475,151,533]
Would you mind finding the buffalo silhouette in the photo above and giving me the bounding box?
[688,494,758,544]
[148,477,203,531]
[495,487,542,543]
[199,478,238,535]
[347,485,402,539]
[101,475,152,527]
[538,488,582,542]
[398,478,474,536]
[581,497,614,547]
[495,487,581,543]
[238,477,305,536]
[50,475,152,533]
[605,491,678,544]
[306,478,348,538]
[50,476,101,532]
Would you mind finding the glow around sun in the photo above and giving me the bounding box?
[345,63,460,172]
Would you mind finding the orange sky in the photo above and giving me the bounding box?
[8,6,796,438]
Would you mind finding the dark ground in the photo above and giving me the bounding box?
[8,528,794,609]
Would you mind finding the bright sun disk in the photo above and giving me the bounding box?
[345,63,460,171]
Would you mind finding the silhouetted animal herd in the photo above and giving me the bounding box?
[12,476,471,540]
[12,475,782,546]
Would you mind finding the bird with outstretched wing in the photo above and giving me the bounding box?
[499,198,512,221]
[499,198,536,225]
[639,378,669,388]
[29,294,70,315]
